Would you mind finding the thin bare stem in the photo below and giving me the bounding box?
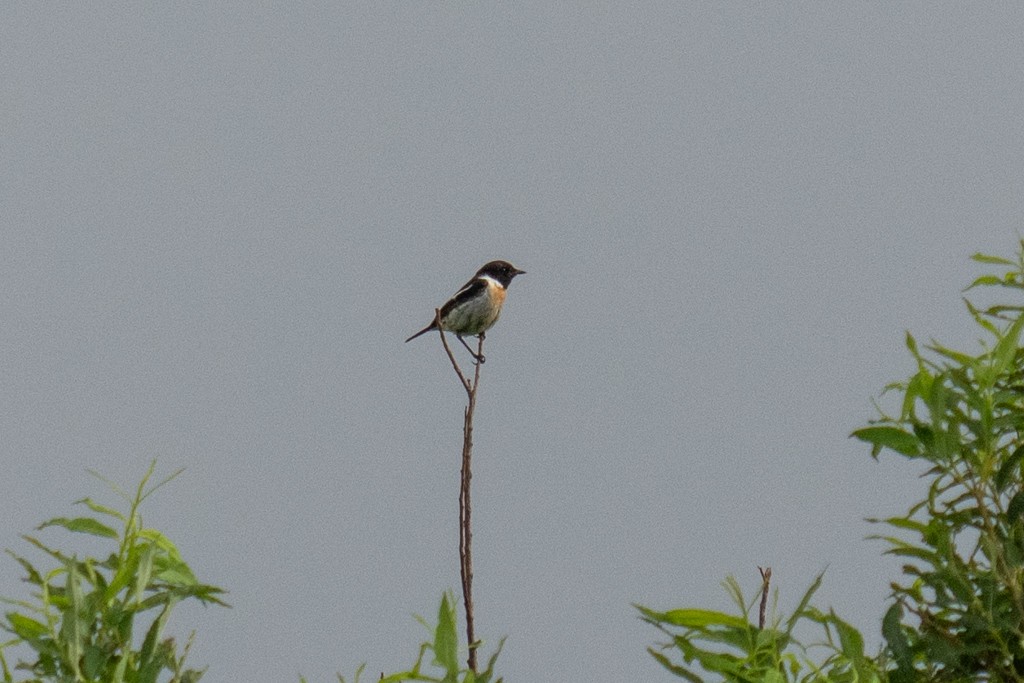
[462,395,477,667]
[435,315,484,673]
[435,308,470,393]
[758,566,771,630]
[460,349,480,672]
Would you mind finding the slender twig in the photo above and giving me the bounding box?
[758,566,771,630]
[435,316,484,673]
[459,336,483,672]
[435,309,470,392]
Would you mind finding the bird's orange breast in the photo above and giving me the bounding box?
[488,281,507,308]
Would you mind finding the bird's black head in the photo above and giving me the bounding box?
[476,260,526,288]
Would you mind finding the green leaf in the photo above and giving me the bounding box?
[180,667,206,683]
[784,571,824,635]
[38,516,119,539]
[5,612,48,640]
[1007,490,1024,521]
[996,445,1024,492]
[965,275,1006,291]
[883,517,927,534]
[850,427,921,457]
[902,374,928,421]
[379,669,421,683]
[111,652,129,683]
[433,593,458,674]
[151,556,198,587]
[138,600,175,679]
[5,550,43,586]
[905,331,920,358]
[682,645,744,676]
[476,636,505,683]
[963,298,1000,335]
[990,314,1024,379]
[987,304,1024,316]
[928,342,977,368]
[882,546,938,562]
[131,544,156,607]
[831,613,865,660]
[138,528,182,557]
[81,643,109,680]
[644,608,748,630]
[61,563,85,679]
[882,603,912,672]
[970,252,1015,266]
[74,497,126,522]
[647,648,703,682]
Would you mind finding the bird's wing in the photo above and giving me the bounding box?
[440,278,487,317]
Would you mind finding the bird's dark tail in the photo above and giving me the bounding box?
[405,323,437,343]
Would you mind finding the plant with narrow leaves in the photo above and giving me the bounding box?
[852,243,1024,681]
[0,463,227,683]
[638,573,884,683]
[319,592,502,683]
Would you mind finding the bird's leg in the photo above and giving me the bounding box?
[475,332,487,364]
[457,334,486,364]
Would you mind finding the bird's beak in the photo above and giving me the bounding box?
[515,268,526,275]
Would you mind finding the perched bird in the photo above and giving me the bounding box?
[405,260,525,360]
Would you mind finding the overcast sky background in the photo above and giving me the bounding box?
[3,4,1024,681]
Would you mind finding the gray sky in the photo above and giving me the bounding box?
[3,4,1024,681]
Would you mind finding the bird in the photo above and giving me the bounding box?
[405,260,525,361]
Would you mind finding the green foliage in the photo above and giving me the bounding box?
[851,242,1024,681]
[329,592,504,683]
[643,240,1024,682]
[637,573,884,682]
[0,463,227,683]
